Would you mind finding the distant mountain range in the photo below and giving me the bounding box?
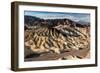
[24,15,90,27]
[77,21,90,25]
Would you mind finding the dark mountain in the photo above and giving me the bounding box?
[24,15,44,26]
[24,15,90,28]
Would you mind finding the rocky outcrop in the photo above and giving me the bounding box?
[24,15,90,61]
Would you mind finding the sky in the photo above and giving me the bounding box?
[24,11,90,23]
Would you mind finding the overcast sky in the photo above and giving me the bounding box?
[24,11,90,23]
